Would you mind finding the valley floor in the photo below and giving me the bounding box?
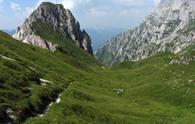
[25,52,195,124]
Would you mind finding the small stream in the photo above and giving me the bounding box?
[37,93,62,117]
[33,80,74,118]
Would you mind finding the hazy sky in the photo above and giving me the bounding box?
[0,0,160,30]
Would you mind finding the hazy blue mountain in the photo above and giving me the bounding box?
[86,28,126,50]
[3,29,15,35]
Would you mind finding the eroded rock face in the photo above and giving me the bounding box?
[13,2,93,54]
[95,0,195,65]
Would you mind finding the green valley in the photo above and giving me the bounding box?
[1,31,195,123]
[1,1,195,124]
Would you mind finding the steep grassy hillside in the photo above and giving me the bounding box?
[0,31,100,123]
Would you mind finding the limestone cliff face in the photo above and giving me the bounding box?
[95,0,195,65]
[13,2,93,54]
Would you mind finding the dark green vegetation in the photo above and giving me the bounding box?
[0,30,99,123]
[1,30,195,124]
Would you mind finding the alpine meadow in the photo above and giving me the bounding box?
[0,0,195,124]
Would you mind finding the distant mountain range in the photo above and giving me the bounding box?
[3,29,15,35]
[86,28,126,50]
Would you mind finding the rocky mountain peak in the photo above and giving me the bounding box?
[95,0,195,65]
[13,2,93,55]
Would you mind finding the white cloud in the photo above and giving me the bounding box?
[87,8,108,17]
[3,0,156,31]
[36,0,74,9]
[36,0,91,10]
[116,0,147,6]
[10,0,80,22]
[7,0,92,29]
[26,7,34,16]
[116,0,161,7]
[61,0,75,9]
[153,0,161,6]
[10,1,34,25]
[10,2,21,12]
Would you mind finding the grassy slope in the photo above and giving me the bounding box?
[1,28,195,124]
[25,49,195,124]
[0,31,100,123]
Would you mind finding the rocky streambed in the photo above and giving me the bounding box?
[37,93,62,117]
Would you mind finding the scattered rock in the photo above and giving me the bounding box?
[40,78,53,86]
[40,79,53,84]
[0,55,16,62]
[101,66,106,69]
[113,88,125,95]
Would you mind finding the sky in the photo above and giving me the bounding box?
[0,0,160,30]
[0,0,161,49]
